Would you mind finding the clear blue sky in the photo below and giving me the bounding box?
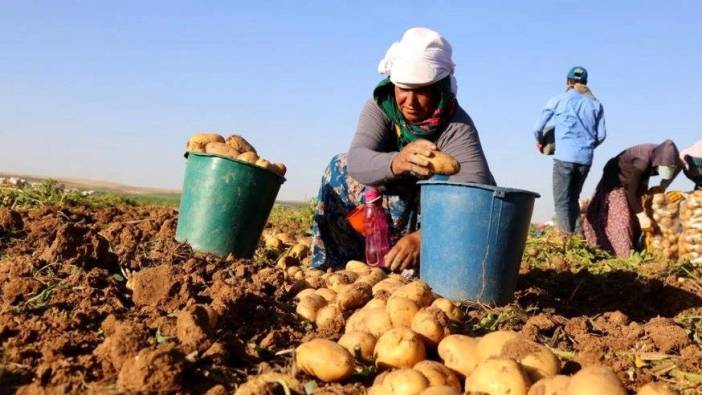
[1,1,701,221]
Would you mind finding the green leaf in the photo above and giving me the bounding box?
[155,328,173,344]
[303,381,317,395]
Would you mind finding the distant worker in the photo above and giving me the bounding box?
[680,140,702,190]
[309,27,494,271]
[583,140,681,257]
[532,66,607,234]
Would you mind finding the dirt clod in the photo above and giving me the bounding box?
[117,345,185,393]
[0,207,23,233]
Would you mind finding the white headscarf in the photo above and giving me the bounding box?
[378,27,457,94]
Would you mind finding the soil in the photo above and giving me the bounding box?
[0,205,700,394]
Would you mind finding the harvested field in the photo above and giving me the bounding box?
[0,184,701,394]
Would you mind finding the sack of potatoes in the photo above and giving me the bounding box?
[679,191,702,264]
[185,132,286,177]
[646,192,682,259]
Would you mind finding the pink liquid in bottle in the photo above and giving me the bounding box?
[364,187,391,267]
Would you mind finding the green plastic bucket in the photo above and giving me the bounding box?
[175,152,285,258]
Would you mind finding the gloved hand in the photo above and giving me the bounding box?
[636,212,653,231]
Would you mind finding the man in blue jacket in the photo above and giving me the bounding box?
[533,66,607,233]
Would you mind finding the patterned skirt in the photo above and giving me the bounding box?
[310,153,418,269]
[583,186,637,257]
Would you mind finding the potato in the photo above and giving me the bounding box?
[419,386,461,395]
[305,268,324,278]
[288,243,310,260]
[357,268,387,287]
[276,255,298,269]
[477,330,520,361]
[438,334,481,377]
[365,297,387,310]
[568,366,626,395]
[314,288,337,303]
[413,360,462,391]
[225,134,256,153]
[373,371,390,387]
[295,288,315,301]
[373,278,404,296]
[411,307,450,346]
[235,372,303,395]
[363,307,393,337]
[269,162,287,176]
[263,233,285,252]
[296,294,327,322]
[305,276,325,289]
[376,368,430,395]
[367,386,384,395]
[315,304,343,329]
[374,328,426,369]
[337,282,373,311]
[430,298,463,322]
[465,357,531,395]
[527,375,570,395]
[205,141,240,159]
[345,306,392,337]
[286,265,302,277]
[295,339,354,382]
[285,266,305,281]
[338,331,377,360]
[637,382,678,395]
[387,296,420,328]
[345,309,366,333]
[186,132,224,152]
[392,281,434,307]
[387,272,409,281]
[346,260,370,273]
[425,151,460,176]
[500,338,560,381]
[237,151,259,164]
[326,271,359,292]
[255,157,272,170]
[287,279,311,296]
[293,271,305,282]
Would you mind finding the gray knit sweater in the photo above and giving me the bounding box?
[348,100,495,187]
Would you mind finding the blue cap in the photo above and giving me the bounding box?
[567,66,588,83]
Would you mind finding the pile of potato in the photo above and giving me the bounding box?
[679,191,702,265]
[185,132,286,177]
[286,261,676,395]
[647,192,682,259]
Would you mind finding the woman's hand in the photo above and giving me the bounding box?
[391,140,437,177]
[385,231,421,272]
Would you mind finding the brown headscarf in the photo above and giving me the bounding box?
[651,139,680,167]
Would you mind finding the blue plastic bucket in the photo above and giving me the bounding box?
[418,181,539,305]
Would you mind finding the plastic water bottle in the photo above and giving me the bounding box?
[364,187,391,267]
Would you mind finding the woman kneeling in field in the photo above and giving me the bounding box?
[310,27,494,271]
[583,140,681,257]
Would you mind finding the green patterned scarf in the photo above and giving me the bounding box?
[373,76,456,149]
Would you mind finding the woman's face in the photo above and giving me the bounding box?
[394,85,439,123]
